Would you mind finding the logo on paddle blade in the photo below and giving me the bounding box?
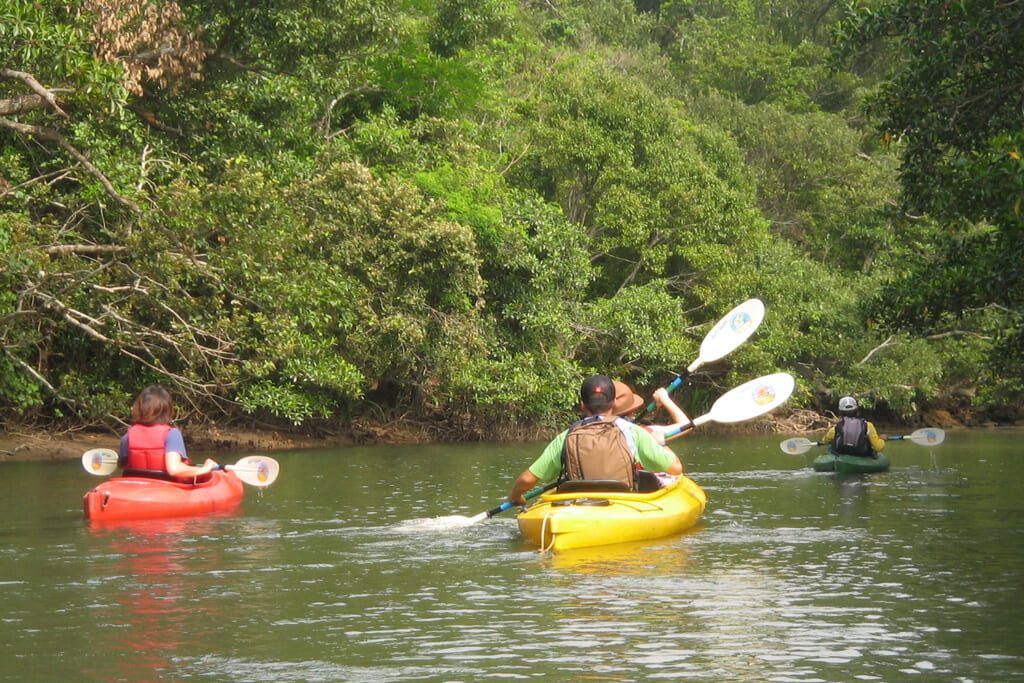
[708,311,753,342]
[728,311,754,334]
[89,453,104,471]
[752,382,777,406]
[782,439,799,453]
[256,461,270,483]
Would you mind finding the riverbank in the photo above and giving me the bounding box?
[0,426,321,462]
[0,402,988,463]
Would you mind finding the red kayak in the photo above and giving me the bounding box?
[83,470,244,521]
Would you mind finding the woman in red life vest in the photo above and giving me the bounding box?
[118,386,218,480]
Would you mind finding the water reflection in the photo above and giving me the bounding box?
[83,518,226,681]
[538,533,701,575]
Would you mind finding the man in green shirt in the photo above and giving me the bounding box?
[507,375,683,505]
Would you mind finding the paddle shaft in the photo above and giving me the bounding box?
[780,427,945,455]
[484,480,558,518]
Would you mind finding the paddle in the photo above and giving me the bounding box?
[662,372,795,441]
[413,481,560,529]
[444,372,792,528]
[779,427,946,455]
[466,480,560,524]
[638,298,766,416]
[81,448,281,487]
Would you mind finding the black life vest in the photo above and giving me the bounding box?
[832,416,873,456]
[561,415,637,489]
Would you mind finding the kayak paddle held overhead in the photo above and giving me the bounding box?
[638,298,766,416]
[779,427,946,455]
[81,448,281,487]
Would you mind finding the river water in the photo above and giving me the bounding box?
[1,431,1022,681]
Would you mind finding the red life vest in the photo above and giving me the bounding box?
[125,423,175,472]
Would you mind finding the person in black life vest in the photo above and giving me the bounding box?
[823,395,887,457]
[117,385,219,481]
[507,375,683,505]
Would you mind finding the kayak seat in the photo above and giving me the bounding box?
[557,479,632,494]
[635,469,661,493]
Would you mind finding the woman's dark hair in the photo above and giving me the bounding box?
[130,385,174,425]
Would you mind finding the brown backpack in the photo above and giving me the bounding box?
[561,416,637,489]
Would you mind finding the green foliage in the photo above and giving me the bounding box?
[428,0,517,57]
[651,0,859,113]
[834,0,1024,394]
[1,0,1018,434]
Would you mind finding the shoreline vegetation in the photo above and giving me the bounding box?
[4,3,1024,456]
[3,403,1015,463]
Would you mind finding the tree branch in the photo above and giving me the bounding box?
[858,335,896,364]
[0,116,141,213]
[0,68,69,118]
[45,244,128,256]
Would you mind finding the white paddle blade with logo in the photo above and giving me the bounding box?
[688,298,766,373]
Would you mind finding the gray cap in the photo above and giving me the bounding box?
[838,396,858,412]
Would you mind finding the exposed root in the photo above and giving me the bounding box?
[774,409,833,434]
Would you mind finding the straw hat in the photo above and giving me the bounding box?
[612,381,645,416]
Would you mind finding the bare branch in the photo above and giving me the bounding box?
[319,85,374,140]
[858,335,896,364]
[926,330,992,341]
[2,347,89,412]
[129,105,184,135]
[45,244,128,256]
[0,68,70,118]
[0,116,141,213]
[0,93,50,116]
[500,142,532,177]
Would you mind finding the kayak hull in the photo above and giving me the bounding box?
[83,470,244,521]
[813,451,891,474]
[517,476,707,551]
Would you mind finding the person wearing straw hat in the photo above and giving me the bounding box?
[612,381,691,446]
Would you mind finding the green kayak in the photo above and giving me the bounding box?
[813,450,891,474]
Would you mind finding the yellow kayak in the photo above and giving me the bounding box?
[517,475,707,551]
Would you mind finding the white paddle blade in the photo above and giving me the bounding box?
[225,455,280,487]
[688,298,765,372]
[779,437,817,455]
[907,427,945,446]
[695,372,795,426]
[81,448,119,476]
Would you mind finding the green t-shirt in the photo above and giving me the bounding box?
[527,417,677,481]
